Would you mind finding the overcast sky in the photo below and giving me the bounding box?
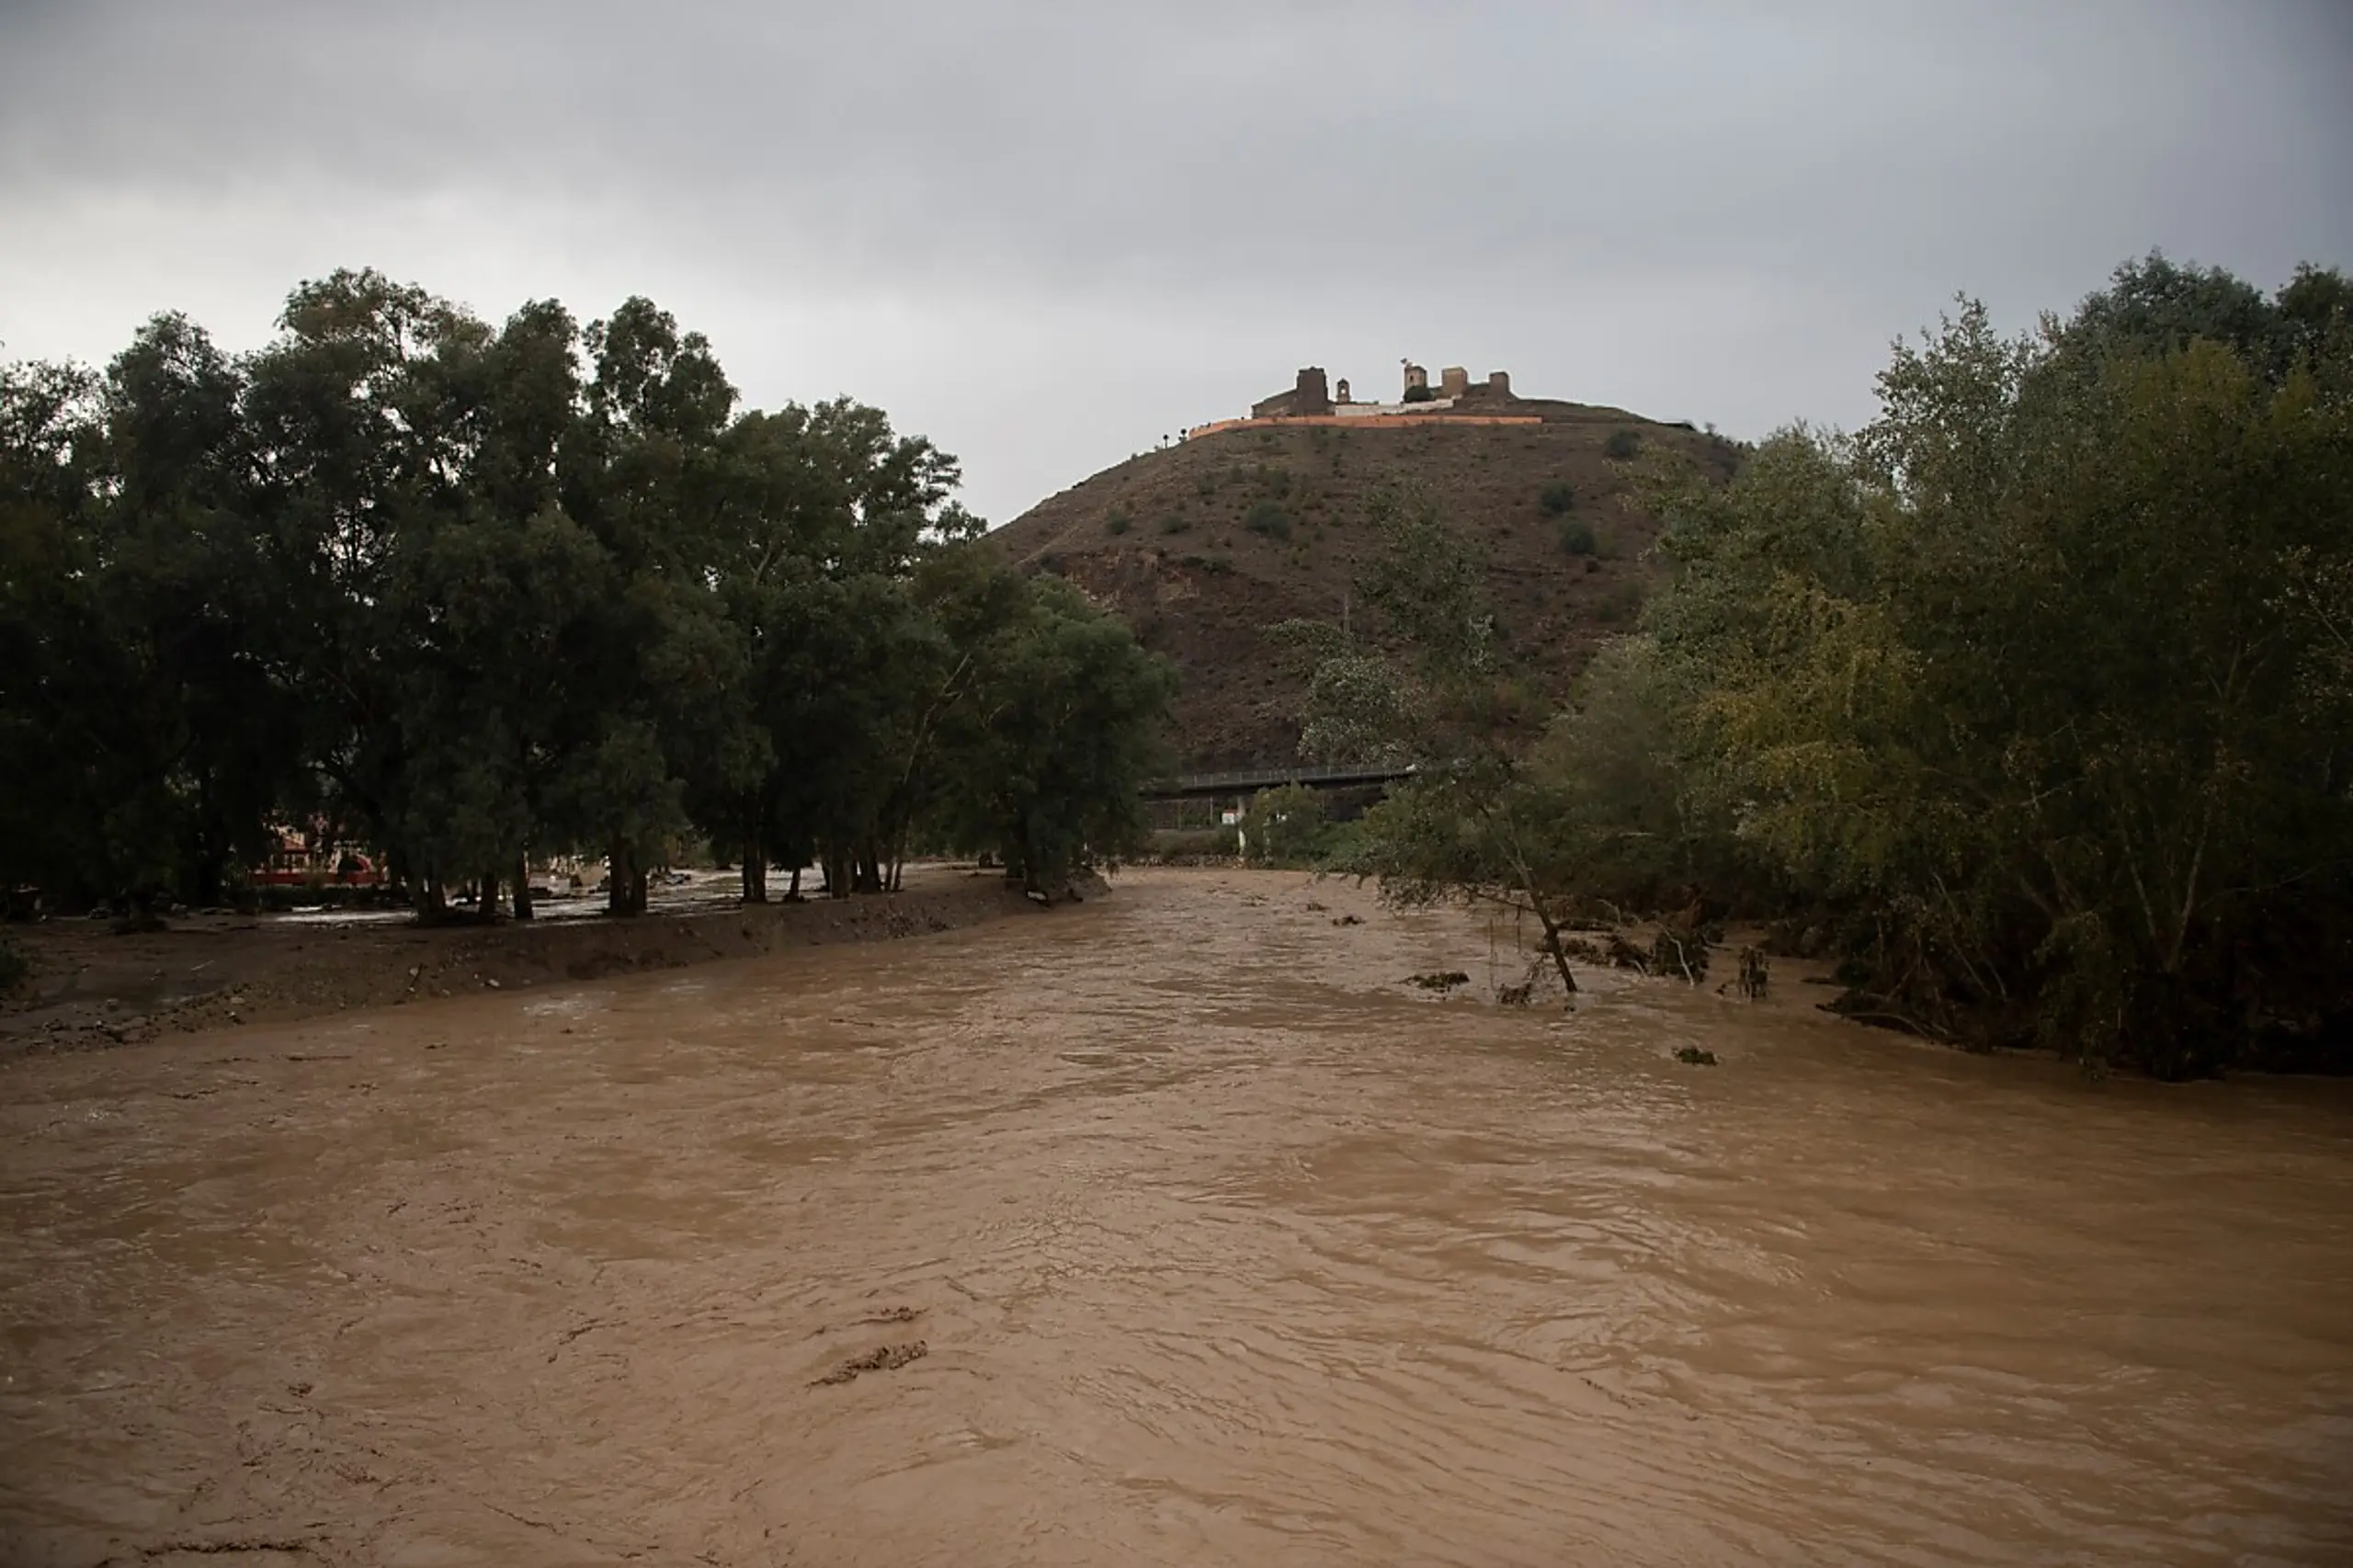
[4,1,2348,525]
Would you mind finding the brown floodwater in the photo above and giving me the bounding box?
[2,868,2347,1566]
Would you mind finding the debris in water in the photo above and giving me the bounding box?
[1408,971,1472,993]
[1675,1047,1719,1065]
[813,1341,928,1386]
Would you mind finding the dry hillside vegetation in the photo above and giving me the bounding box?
[987,406,1740,767]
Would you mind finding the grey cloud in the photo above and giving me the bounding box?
[4,1,2349,524]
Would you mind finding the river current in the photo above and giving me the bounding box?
[2,868,2347,1565]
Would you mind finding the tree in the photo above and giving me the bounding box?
[1649,267,2353,1074]
[929,574,1174,897]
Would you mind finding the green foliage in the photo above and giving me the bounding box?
[0,271,1168,917]
[1158,513,1191,535]
[1296,255,2352,1068]
[1245,501,1292,541]
[1593,579,1643,626]
[1105,507,1131,535]
[1402,384,1436,404]
[1604,429,1643,460]
[1648,262,2353,1075]
[1558,517,1598,555]
[1539,480,1577,517]
[1240,783,1330,867]
[1152,825,1238,860]
[926,576,1176,895]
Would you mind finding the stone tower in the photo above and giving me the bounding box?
[1440,365,1470,399]
[1402,361,1428,396]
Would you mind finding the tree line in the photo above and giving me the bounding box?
[1285,256,2353,1078]
[0,270,1173,920]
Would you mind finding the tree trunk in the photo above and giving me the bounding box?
[512,856,533,922]
[742,815,767,903]
[608,840,634,916]
[480,869,502,922]
[630,866,650,915]
[787,864,802,900]
[1529,899,1580,996]
[412,867,447,926]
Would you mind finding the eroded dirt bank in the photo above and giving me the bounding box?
[2,869,2348,1566]
[0,865,1039,1058]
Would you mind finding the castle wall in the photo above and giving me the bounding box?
[1186,412,1542,440]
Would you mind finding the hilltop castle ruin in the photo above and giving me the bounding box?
[1246,360,1515,421]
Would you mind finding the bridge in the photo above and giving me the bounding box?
[1139,761,1418,802]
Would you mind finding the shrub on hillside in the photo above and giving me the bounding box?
[1106,507,1131,535]
[1539,481,1577,517]
[1559,517,1599,556]
[1245,501,1293,541]
[1595,580,1643,626]
[1604,429,1643,460]
[1158,514,1191,535]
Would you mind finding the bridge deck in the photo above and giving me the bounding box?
[1140,763,1416,801]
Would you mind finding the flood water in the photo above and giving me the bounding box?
[2,868,2347,1566]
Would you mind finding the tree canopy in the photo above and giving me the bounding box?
[0,270,1170,919]
[1288,254,2352,1076]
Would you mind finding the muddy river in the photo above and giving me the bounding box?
[2,869,2347,1565]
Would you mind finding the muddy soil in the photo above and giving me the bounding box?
[0,865,1039,1058]
[1,869,2347,1566]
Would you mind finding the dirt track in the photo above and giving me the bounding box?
[0,866,1037,1058]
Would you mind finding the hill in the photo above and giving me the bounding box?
[985,397,1741,768]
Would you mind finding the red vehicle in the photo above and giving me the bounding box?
[251,826,384,888]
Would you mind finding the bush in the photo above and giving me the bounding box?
[1604,429,1643,460]
[1242,783,1331,866]
[1539,481,1577,517]
[1559,517,1598,556]
[1256,464,1291,499]
[1105,507,1131,536]
[1402,384,1437,403]
[1245,501,1293,541]
[1595,579,1644,626]
[1150,826,1239,862]
[1158,514,1192,535]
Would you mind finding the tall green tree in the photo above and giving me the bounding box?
[1651,263,2353,1074]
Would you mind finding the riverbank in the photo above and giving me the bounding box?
[0,863,1045,1058]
